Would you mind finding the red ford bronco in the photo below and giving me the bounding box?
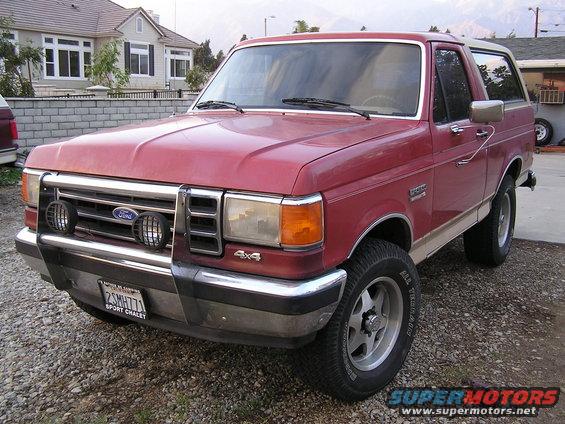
[16,32,536,400]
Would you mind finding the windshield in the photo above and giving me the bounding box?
[197,42,422,117]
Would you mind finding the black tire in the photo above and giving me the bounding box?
[464,175,516,266]
[71,297,132,326]
[293,239,421,401]
[534,118,553,146]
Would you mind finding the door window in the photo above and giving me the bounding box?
[471,51,524,102]
[434,49,472,122]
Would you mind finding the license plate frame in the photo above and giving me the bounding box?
[98,279,149,320]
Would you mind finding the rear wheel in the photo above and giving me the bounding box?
[71,297,131,326]
[464,175,516,266]
[293,239,421,401]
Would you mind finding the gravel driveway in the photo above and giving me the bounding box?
[1,184,563,423]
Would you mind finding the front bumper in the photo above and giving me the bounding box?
[15,227,346,348]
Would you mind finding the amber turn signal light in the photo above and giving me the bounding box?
[280,200,323,247]
[21,170,42,207]
[21,172,29,204]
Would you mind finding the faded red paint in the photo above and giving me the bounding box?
[24,33,534,279]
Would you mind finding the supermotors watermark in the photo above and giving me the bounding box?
[386,387,560,417]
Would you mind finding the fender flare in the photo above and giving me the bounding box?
[495,155,523,194]
[347,213,414,259]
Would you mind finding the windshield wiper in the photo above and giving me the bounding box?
[195,100,244,113]
[281,97,371,120]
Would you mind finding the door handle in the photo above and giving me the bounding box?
[450,124,464,135]
[456,128,493,167]
[476,129,489,138]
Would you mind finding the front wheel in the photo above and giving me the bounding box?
[293,239,421,401]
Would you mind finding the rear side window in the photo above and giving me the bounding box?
[472,51,524,102]
[434,49,473,122]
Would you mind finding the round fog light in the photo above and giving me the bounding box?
[45,200,78,234]
[132,212,171,250]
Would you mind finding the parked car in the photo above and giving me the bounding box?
[0,95,18,165]
[15,32,536,401]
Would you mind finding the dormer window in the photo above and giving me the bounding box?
[136,17,143,33]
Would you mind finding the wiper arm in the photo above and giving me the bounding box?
[195,100,244,113]
[281,97,371,120]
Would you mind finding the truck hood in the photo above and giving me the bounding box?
[26,111,418,194]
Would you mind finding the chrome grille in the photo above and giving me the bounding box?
[57,188,176,246]
[186,188,223,255]
[47,174,224,257]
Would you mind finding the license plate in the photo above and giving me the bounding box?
[99,280,148,320]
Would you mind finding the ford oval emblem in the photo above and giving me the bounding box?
[112,207,139,221]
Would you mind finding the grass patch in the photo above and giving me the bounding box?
[74,416,109,424]
[173,393,192,421]
[232,396,269,421]
[133,408,154,424]
[0,166,21,186]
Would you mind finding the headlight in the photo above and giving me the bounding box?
[223,192,323,248]
[21,169,43,207]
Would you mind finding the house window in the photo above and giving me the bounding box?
[43,35,93,79]
[0,30,18,71]
[166,48,192,79]
[136,17,143,33]
[130,43,149,75]
[84,51,92,76]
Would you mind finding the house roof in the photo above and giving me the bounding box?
[482,37,565,60]
[0,0,199,48]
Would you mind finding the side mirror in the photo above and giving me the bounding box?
[469,100,504,123]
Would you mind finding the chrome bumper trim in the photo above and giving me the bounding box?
[39,232,172,269]
[16,227,347,303]
[195,267,346,299]
[41,173,180,201]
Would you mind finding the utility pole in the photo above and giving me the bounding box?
[264,15,276,36]
[529,7,540,37]
[534,6,539,38]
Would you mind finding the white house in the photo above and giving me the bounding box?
[0,0,200,91]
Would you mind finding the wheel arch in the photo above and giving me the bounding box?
[347,213,413,259]
[496,155,522,193]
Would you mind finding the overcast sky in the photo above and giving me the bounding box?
[115,0,565,53]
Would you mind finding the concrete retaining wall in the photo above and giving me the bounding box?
[6,96,197,151]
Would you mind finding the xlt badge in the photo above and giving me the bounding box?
[409,184,427,202]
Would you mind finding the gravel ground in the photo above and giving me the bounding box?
[1,184,563,424]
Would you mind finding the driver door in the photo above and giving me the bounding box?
[428,45,487,253]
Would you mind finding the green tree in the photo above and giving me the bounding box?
[292,20,320,34]
[428,25,440,32]
[194,39,215,71]
[0,17,42,97]
[87,39,129,91]
[293,20,310,33]
[185,65,206,91]
[214,50,225,69]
